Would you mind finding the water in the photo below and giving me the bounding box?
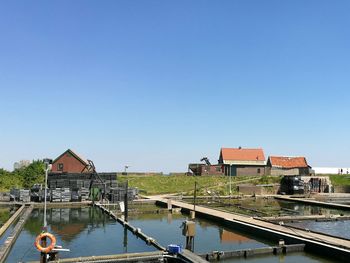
[0,205,17,227]
[6,207,155,262]
[0,205,19,245]
[127,207,334,262]
[287,220,350,239]
[188,197,350,217]
[128,211,271,254]
[5,204,340,262]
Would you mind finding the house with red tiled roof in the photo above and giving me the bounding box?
[267,156,311,176]
[51,149,90,173]
[218,147,266,176]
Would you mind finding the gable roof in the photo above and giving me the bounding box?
[269,156,308,169]
[53,149,89,166]
[220,148,266,165]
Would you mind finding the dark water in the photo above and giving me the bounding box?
[6,207,155,262]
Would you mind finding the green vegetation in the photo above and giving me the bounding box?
[327,174,350,186]
[118,174,283,196]
[0,160,45,191]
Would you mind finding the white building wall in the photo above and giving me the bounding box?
[313,167,350,174]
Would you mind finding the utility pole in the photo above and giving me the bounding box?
[124,180,128,221]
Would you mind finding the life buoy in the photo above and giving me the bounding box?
[34,232,56,253]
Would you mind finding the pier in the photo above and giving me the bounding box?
[0,205,33,262]
[94,203,208,263]
[155,197,350,261]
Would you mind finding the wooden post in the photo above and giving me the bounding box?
[192,181,197,219]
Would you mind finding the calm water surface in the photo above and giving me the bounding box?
[6,207,154,262]
[5,205,341,262]
[127,208,335,263]
[287,220,350,239]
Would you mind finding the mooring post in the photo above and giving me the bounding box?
[192,181,197,219]
[124,180,128,222]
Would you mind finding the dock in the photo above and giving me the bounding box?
[0,205,33,262]
[155,197,350,261]
[95,203,209,262]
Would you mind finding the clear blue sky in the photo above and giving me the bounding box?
[0,0,349,172]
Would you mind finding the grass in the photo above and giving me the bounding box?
[118,174,283,196]
[326,174,350,186]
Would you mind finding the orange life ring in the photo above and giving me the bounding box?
[34,232,57,253]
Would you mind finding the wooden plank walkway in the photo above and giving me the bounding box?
[260,214,350,222]
[155,197,350,261]
[0,205,33,263]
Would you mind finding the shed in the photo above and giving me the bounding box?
[267,156,311,176]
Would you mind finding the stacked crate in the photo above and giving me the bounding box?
[61,188,71,202]
[51,188,62,202]
[109,187,136,203]
[80,188,90,201]
[19,189,30,202]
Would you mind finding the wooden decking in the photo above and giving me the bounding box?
[155,197,350,261]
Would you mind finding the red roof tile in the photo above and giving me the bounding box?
[221,148,265,161]
[269,156,308,168]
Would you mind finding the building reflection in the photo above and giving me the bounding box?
[25,207,110,242]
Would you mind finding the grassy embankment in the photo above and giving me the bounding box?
[118,174,282,196]
[325,174,350,187]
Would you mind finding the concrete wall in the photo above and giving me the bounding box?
[334,185,350,193]
[238,184,280,195]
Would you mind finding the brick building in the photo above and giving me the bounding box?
[51,149,90,173]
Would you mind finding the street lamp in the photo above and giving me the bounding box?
[43,159,52,230]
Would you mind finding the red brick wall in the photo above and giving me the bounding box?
[51,152,87,173]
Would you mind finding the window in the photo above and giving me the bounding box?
[257,168,261,174]
[57,163,64,171]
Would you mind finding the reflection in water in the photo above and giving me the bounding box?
[220,229,251,244]
[0,205,17,227]
[4,204,340,263]
[6,207,154,262]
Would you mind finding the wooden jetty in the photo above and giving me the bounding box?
[0,205,33,262]
[94,203,209,263]
[156,198,350,261]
